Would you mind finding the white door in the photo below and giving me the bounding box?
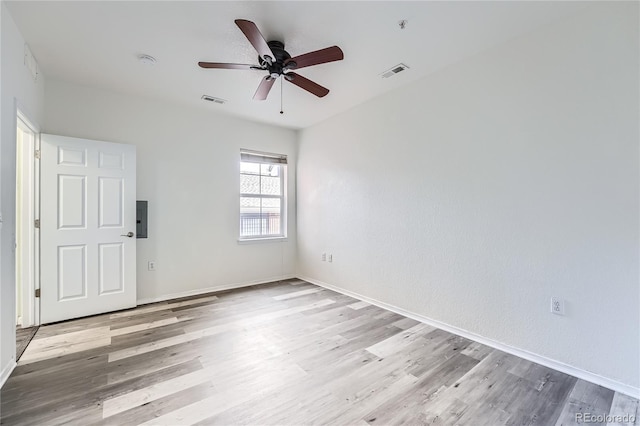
[40,134,136,323]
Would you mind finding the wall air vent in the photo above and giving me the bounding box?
[201,95,226,104]
[380,63,409,79]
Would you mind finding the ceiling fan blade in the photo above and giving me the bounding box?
[285,46,344,70]
[198,62,258,70]
[253,76,276,100]
[235,19,275,62]
[285,72,329,97]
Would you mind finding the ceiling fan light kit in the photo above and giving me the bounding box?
[198,19,343,102]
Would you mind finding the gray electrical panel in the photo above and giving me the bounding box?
[136,201,148,239]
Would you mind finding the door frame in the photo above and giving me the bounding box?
[15,103,40,327]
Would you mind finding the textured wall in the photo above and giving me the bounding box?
[297,3,639,390]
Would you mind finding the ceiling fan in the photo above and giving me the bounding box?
[198,19,344,100]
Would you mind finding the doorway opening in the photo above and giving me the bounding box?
[15,109,40,360]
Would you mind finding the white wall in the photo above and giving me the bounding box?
[44,79,297,304]
[297,3,639,393]
[0,2,45,384]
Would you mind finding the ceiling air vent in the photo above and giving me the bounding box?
[380,63,409,79]
[201,95,226,104]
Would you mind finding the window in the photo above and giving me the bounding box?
[239,150,287,239]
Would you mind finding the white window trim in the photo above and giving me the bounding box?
[237,236,288,244]
[239,150,287,241]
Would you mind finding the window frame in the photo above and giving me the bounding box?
[239,150,287,241]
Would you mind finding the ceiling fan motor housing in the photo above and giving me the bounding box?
[260,41,297,78]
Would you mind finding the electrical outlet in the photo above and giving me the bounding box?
[328,254,333,263]
[321,253,326,262]
[148,261,156,271]
[550,297,565,315]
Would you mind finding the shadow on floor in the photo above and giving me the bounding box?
[16,326,39,361]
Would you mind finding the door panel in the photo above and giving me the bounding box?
[99,243,124,294]
[99,177,123,227]
[57,245,87,300]
[57,146,86,166]
[41,134,136,323]
[58,175,86,228]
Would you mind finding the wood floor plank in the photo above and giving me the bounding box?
[391,316,421,330]
[107,298,336,362]
[19,334,112,365]
[0,355,109,413]
[2,358,203,425]
[137,359,307,426]
[181,295,337,333]
[108,310,179,331]
[1,280,635,426]
[555,380,617,426]
[109,295,219,319]
[102,364,211,418]
[213,351,378,425]
[106,338,213,385]
[25,325,110,350]
[1,402,103,426]
[98,381,218,426]
[108,322,187,350]
[347,300,371,310]
[363,353,480,425]
[272,287,324,300]
[365,322,435,358]
[460,340,494,361]
[109,317,180,337]
[33,312,114,338]
[607,392,640,426]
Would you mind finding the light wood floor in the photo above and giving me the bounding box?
[1,279,637,426]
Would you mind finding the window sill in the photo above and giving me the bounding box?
[237,237,288,245]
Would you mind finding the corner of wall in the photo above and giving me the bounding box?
[0,0,46,381]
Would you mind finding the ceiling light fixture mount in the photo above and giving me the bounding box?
[137,54,157,66]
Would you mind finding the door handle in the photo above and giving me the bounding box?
[121,232,135,238]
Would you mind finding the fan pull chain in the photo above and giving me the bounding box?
[280,78,284,115]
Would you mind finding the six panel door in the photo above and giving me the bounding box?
[40,134,137,323]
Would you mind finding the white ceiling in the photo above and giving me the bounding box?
[6,1,587,129]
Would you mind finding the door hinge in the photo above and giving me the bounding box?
[35,149,41,159]
[34,219,40,228]
[35,289,40,298]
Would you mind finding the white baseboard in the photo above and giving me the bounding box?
[136,274,296,306]
[299,275,640,399]
[0,359,16,389]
